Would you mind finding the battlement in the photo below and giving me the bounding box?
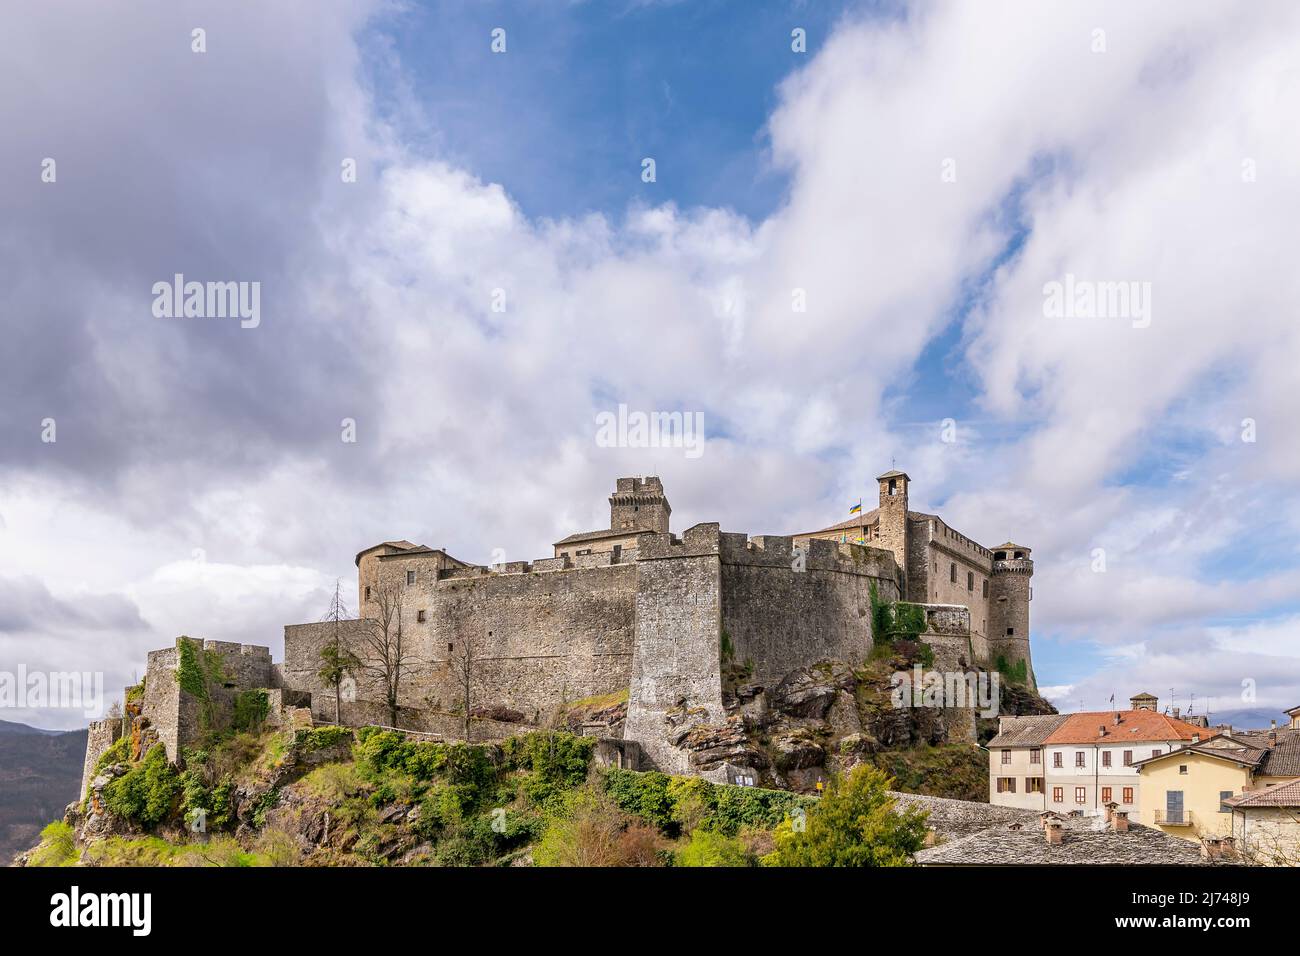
[614,476,664,495]
[992,557,1034,574]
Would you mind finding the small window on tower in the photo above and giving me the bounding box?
[417,610,426,623]
[967,571,974,591]
[888,478,897,495]
[982,580,988,597]
[407,570,416,585]
[949,563,956,583]
[1006,627,1014,636]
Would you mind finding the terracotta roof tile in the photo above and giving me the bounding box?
[1046,710,1205,745]
[1224,778,1300,808]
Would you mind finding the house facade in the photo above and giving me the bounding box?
[1136,719,1300,843]
[989,694,1203,814]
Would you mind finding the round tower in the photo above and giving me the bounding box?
[988,542,1034,687]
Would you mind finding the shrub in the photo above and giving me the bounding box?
[603,769,677,833]
[676,828,753,867]
[534,790,666,867]
[762,765,927,867]
[29,821,78,867]
[102,744,181,827]
[232,690,269,732]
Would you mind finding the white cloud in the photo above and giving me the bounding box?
[3,1,1299,727]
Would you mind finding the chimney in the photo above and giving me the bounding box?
[1269,720,1278,747]
[1173,707,1181,720]
[1098,724,1107,738]
[1201,836,1225,860]
[1191,733,1200,743]
[1045,821,1064,845]
[1113,712,1122,726]
[1111,811,1129,832]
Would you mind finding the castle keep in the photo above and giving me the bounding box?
[83,471,1035,791]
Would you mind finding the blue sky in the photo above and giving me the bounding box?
[370,0,866,221]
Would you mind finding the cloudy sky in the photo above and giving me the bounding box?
[2,0,1298,730]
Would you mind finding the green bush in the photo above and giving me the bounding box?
[233,690,269,732]
[29,821,78,867]
[676,828,752,867]
[763,765,927,867]
[102,744,181,827]
[603,769,677,833]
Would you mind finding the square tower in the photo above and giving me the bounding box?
[610,476,671,534]
[876,469,910,592]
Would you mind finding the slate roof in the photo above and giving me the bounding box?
[354,540,423,566]
[553,528,642,547]
[914,813,1220,866]
[987,714,1069,748]
[1133,735,1268,770]
[888,791,1038,840]
[1224,778,1300,809]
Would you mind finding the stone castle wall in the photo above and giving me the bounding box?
[719,534,900,688]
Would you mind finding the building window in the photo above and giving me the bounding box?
[1030,748,1041,764]
[1006,627,1014,636]
[996,777,1016,793]
[1075,787,1087,804]
[1001,749,1011,765]
[1052,787,1063,803]
[416,610,426,623]
[1102,751,1112,768]
[1179,765,1188,775]
[1052,752,1063,769]
[1151,749,1162,759]
[1123,750,1133,766]
[1219,791,1234,813]
[407,570,416,585]
[364,586,371,600]
[1075,751,1086,768]
[1101,787,1112,803]
[950,563,956,583]
[967,571,974,591]
[1122,787,1133,804]
[447,643,454,653]
[982,579,988,597]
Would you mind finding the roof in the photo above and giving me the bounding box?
[877,469,909,480]
[1130,692,1158,701]
[1133,735,1268,770]
[915,814,1221,866]
[1286,705,1300,717]
[798,510,879,537]
[987,714,1069,748]
[888,791,1037,840]
[993,541,1031,552]
[1258,732,1300,776]
[1224,778,1300,809]
[354,540,423,566]
[1046,710,1206,746]
[553,528,643,547]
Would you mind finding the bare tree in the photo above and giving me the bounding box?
[448,634,477,742]
[356,582,416,729]
[317,580,359,725]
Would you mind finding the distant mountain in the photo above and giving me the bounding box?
[0,719,69,737]
[0,721,88,863]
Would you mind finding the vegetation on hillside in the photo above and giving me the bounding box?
[27,726,929,868]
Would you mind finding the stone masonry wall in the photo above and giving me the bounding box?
[80,716,124,797]
[624,525,726,775]
[720,535,900,687]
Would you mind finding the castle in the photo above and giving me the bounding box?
[82,471,1035,791]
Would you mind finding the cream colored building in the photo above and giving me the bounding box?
[1136,723,1300,844]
